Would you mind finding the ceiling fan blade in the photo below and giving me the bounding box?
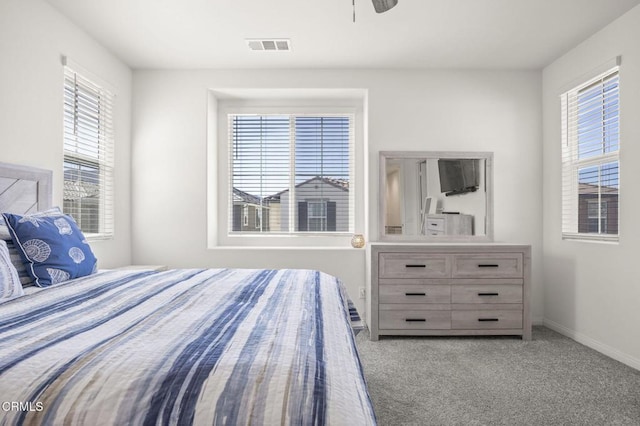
[372,0,398,13]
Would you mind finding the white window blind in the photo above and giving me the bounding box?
[561,67,619,241]
[228,114,354,235]
[63,66,114,239]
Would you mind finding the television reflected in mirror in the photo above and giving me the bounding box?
[438,159,478,195]
[380,151,493,242]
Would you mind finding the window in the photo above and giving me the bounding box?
[63,65,114,239]
[255,209,262,229]
[307,200,328,232]
[586,200,608,233]
[561,66,619,241]
[229,114,353,235]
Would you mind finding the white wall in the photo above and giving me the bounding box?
[542,5,640,369]
[0,0,133,268]
[132,69,541,319]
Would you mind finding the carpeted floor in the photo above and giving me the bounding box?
[355,326,640,425]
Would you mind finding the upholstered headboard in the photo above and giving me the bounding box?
[0,162,52,214]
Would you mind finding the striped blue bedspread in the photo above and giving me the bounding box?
[0,268,376,425]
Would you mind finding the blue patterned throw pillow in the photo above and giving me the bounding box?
[0,207,62,241]
[1,207,63,287]
[2,212,98,287]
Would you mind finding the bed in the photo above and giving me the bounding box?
[0,162,376,425]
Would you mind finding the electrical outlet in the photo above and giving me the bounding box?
[359,287,366,299]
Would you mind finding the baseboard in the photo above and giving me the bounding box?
[543,318,640,371]
[532,317,544,326]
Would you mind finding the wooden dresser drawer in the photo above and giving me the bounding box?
[451,285,522,304]
[452,253,523,278]
[451,310,522,329]
[425,217,445,232]
[379,253,450,278]
[379,309,451,330]
[379,285,451,304]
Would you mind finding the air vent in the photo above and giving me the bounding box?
[246,39,291,51]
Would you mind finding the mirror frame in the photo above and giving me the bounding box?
[379,151,494,242]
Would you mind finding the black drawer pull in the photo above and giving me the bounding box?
[478,264,499,268]
[405,318,426,322]
[405,264,426,268]
[478,318,499,322]
[430,223,438,226]
[405,292,426,296]
[478,292,499,296]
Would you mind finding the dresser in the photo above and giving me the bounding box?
[425,214,473,236]
[369,244,531,341]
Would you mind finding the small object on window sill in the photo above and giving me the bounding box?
[351,234,365,248]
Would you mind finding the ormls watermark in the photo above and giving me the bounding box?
[1,401,44,412]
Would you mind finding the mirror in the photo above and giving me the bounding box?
[379,151,493,242]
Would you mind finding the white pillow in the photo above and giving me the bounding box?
[0,239,24,301]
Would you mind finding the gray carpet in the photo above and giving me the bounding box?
[355,326,640,425]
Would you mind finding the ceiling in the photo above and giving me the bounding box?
[44,0,640,70]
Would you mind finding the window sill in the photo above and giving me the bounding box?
[562,234,619,244]
[214,233,362,249]
[208,246,364,251]
[84,233,114,242]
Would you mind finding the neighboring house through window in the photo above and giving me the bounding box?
[63,63,114,239]
[561,62,619,241]
[229,114,354,235]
